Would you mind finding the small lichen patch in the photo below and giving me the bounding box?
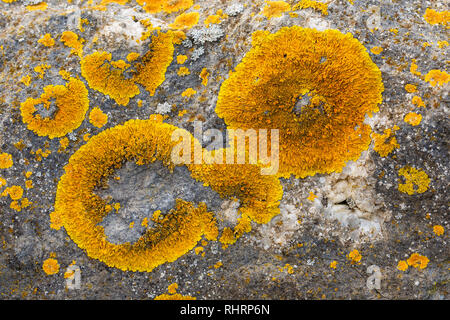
[406,253,429,269]
[42,258,60,275]
[20,78,89,139]
[0,153,13,169]
[404,112,422,126]
[398,166,430,195]
[89,107,108,128]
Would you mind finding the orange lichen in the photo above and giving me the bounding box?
[370,46,383,55]
[177,55,188,64]
[60,31,84,57]
[26,2,48,11]
[437,40,449,48]
[404,112,422,126]
[424,69,449,87]
[42,258,60,275]
[293,0,328,16]
[412,96,425,108]
[126,52,140,62]
[372,127,400,157]
[405,84,417,93]
[20,78,89,139]
[330,261,338,269]
[307,192,317,201]
[81,52,140,106]
[433,225,444,236]
[423,8,450,26]
[398,166,430,195]
[169,12,200,30]
[54,120,281,272]
[154,293,196,300]
[168,283,178,294]
[135,0,194,14]
[406,253,429,269]
[25,180,33,189]
[410,59,421,76]
[50,210,64,230]
[1,185,23,200]
[0,176,6,189]
[34,64,51,79]
[219,227,236,248]
[89,107,108,128]
[262,1,291,19]
[0,153,13,169]
[133,32,175,97]
[397,260,408,271]
[20,75,32,86]
[200,68,209,86]
[38,33,55,47]
[204,11,226,28]
[182,88,197,98]
[216,27,383,178]
[347,249,362,264]
[177,66,190,76]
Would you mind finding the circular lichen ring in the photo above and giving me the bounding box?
[216,26,384,178]
[54,119,282,272]
[20,77,89,139]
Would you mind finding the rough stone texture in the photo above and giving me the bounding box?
[0,0,448,300]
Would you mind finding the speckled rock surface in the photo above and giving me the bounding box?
[0,0,448,300]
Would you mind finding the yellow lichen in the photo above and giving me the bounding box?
[200,68,209,86]
[347,249,362,264]
[424,69,449,87]
[370,46,383,55]
[372,127,400,157]
[81,51,140,106]
[168,283,178,294]
[406,253,429,269]
[34,64,51,79]
[411,96,425,108]
[20,75,32,86]
[397,260,408,271]
[42,258,60,275]
[177,66,190,76]
[20,78,89,139]
[1,185,23,200]
[0,176,6,189]
[60,31,84,57]
[405,84,417,93]
[204,11,226,28]
[126,52,140,62]
[89,107,108,128]
[437,40,449,48]
[182,88,197,98]
[133,32,175,97]
[177,55,188,64]
[398,166,430,195]
[423,8,450,26]
[216,27,384,178]
[263,1,291,19]
[26,2,48,11]
[410,59,421,76]
[293,0,328,16]
[433,225,444,236]
[330,261,338,269]
[0,153,13,169]
[54,120,281,272]
[307,192,317,201]
[404,112,422,126]
[169,12,200,30]
[38,33,55,47]
[135,0,194,14]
